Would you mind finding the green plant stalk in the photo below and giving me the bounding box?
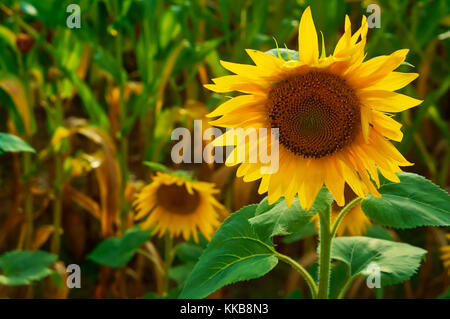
[112,0,129,233]
[276,252,318,298]
[317,205,332,299]
[23,152,33,249]
[337,273,358,299]
[162,234,174,294]
[50,87,64,254]
[50,153,63,254]
[330,197,362,239]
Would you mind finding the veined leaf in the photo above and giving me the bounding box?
[0,133,35,154]
[361,172,450,229]
[250,187,333,239]
[179,205,278,299]
[88,226,151,268]
[331,236,426,286]
[0,250,57,286]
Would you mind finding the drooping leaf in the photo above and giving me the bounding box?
[0,71,35,135]
[88,226,151,268]
[179,205,278,299]
[331,236,427,286]
[361,172,450,229]
[249,188,333,239]
[0,250,57,286]
[0,133,35,154]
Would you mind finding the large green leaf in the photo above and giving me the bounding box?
[88,226,151,268]
[249,188,333,239]
[0,250,57,286]
[331,237,427,286]
[361,172,450,229]
[179,205,278,299]
[0,133,35,154]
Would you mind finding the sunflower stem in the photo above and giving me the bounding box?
[276,252,318,298]
[317,205,332,299]
[162,234,174,295]
[337,273,358,299]
[330,197,362,239]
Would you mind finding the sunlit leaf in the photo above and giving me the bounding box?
[331,236,427,286]
[361,172,450,228]
[180,205,278,299]
[0,250,57,286]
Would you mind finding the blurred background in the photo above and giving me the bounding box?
[0,0,449,298]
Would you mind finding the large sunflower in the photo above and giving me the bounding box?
[133,172,225,242]
[206,7,421,209]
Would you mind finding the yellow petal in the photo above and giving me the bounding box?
[298,6,319,65]
[368,72,419,91]
[347,49,409,88]
[371,110,403,142]
[205,75,267,94]
[360,105,371,143]
[220,60,265,78]
[207,94,265,118]
[333,15,352,57]
[245,49,284,73]
[360,90,422,112]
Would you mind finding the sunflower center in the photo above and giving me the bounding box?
[267,71,360,158]
[156,184,200,215]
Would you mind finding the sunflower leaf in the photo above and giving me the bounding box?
[0,250,57,286]
[179,205,278,299]
[361,172,450,229]
[88,226,151,268]
[331,236,426,287]
[250,187,333,239]
[265,48,299,61]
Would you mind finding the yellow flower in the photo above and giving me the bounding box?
[441,234,450,275]
[206,7,422,209]
[133,172,225,242]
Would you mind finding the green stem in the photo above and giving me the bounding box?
[51,90,64,254]
[317,205,332,299]
[330,197,362,239]
[276,252,318,298]
[137,249,164,275]
[23,152,33,249]
[50,152,63,253]
[337,274,358,299]
[162,234,174,294]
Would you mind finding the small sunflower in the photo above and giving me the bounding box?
[206,7,422,209]
[133,172,225,242]
[441,233,450,275]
